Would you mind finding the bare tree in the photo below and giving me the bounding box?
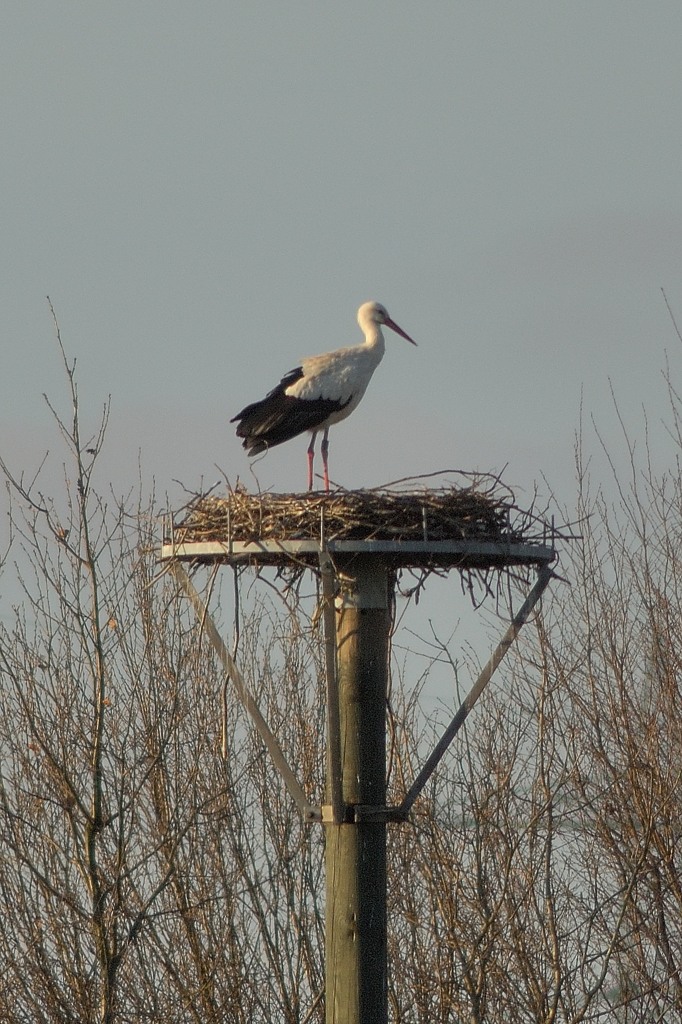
[0,329,326,1022]
[2,310,682,1022]
[384,372,682,1021]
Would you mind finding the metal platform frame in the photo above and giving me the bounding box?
[159,531,556,1024]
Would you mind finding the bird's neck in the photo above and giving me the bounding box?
[362,322,385,357]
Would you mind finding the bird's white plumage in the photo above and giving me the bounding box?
[287,343,384,419]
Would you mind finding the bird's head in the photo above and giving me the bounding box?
[358,301,417,345]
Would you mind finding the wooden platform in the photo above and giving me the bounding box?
[159,535,555,570]
[159,485,557,571]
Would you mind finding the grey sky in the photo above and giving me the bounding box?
[2,1,681,508]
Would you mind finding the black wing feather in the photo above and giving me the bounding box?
[231,366,348,455]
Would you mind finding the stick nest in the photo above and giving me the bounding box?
[169,472,551,548]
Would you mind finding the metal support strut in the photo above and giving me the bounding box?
[396,563,553,819]
[168,562,320,822]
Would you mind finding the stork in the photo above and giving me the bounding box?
[231,300,417,491]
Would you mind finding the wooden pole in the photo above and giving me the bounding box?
[325,556,389,1024]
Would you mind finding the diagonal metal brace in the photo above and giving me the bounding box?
[168,562,320,821]
[397,564,553,819]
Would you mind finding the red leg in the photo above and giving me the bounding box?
[321,428,330,492]
[307,433,317,491]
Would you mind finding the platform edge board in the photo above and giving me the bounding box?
[158,538,555,568]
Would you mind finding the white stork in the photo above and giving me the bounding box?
[231,300,417,491]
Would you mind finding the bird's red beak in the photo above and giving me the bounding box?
[385,317,417,346]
